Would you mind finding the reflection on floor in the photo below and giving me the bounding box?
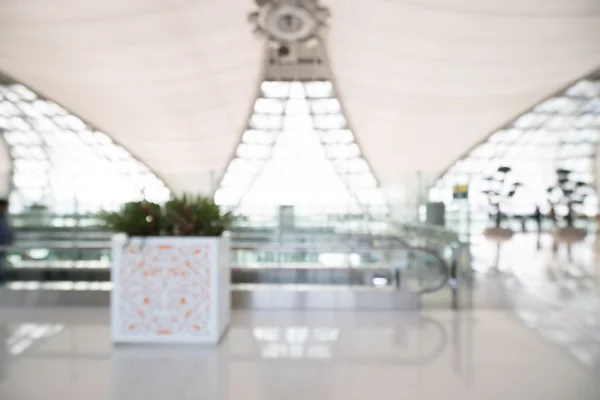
[468,232,600,373]
[0,232,599,399]
[0,308,598,400]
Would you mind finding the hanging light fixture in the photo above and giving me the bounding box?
[248,0,330,51]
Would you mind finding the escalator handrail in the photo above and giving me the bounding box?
[405,245,451,294]
[1,241,416,252]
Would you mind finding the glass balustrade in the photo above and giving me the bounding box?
[2,211,464,296]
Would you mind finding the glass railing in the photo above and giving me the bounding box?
[3,211,469,299]
[1,240,451,294]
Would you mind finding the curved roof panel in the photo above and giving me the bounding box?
[325,0,600,186]
[0,0,265,193]
[1,0,600,196]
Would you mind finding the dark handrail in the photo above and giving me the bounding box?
[407,246,451,294]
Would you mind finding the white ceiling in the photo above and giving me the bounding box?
[0,0,265,193]
[1,0,600,194]
[325,0,600,188]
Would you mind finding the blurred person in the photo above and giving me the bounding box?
[533,205,543,250]
[565,206,574,227]
[0,199,13,284]
[549,206,557,227]
[533,205,542,233]
[548,206,559,253]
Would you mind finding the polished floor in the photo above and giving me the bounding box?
[424,232,600,312]
[0,308,598,400]
[0,232,599,399]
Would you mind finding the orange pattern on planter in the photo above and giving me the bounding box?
[116,242,213,338]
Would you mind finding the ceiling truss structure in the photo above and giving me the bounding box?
[0,76,170,214]
[214,44,387,219]
[432,74,600,215]
[213,1,387,220]
[0,0,599,210]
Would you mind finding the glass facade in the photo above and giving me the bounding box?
[432,78,600,216]
[214,80,387,221]
[0,81,170,214]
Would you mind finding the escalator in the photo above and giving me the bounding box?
[1,223,464,308]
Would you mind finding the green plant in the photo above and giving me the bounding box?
[164,194,233,236]
[28,203,48,211]
[98,201,163,236]
[97,194,233,237]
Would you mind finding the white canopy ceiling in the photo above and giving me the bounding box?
[0,0,264,193]
[1,0,600,195]
[325,0,600,189]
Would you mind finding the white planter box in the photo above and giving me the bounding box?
[110,235,230,345]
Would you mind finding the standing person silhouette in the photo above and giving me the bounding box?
[533,205,543,250]
[533,205,542,233]
[0,199,13,285]
[549,206,557,227]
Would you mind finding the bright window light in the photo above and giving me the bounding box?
[0,81,171,214]
[433,77,600,215]
[214,80,387,217]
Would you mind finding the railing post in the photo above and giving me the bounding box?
[450,256,458,310]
